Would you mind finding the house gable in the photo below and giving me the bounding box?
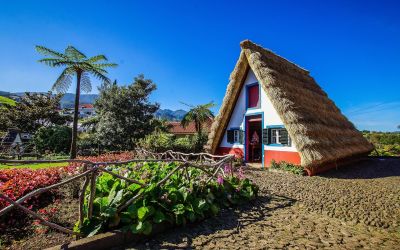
[207,40,374,174]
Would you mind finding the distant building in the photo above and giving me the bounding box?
[60,103,96,118]
[167,118,213,138]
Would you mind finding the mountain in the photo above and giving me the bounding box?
[59,93,99,108]
[155,109,187,121]
[1,92,99,108]
[0,91,187,120]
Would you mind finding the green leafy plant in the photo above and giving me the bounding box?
[75,162,258,237]
[270,160,305,175]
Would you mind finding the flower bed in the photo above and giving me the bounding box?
[76,162,258,237]
[270,160,306,175]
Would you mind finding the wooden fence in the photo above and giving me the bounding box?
[0,149,235,237]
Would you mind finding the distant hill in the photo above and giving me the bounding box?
[0,90,187,120]
[1,92,99,109]
[59,93,99,108]
[155,109,187,121]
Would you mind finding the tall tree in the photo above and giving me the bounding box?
[181,102,215,136]
[36,45,117,158]
[95,75,159,150]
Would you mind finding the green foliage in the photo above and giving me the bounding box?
[95,75,159,150]
[75,162,258,237]
[0,92,69,133]
[363,131,400,156]
[270,160,305,175]
[0,96,16,106]
[33,125,72,154]
[138,132,208,153]
[77,133,100,156]
[36,45,117,158]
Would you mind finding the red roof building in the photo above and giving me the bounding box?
[167,119,213,137]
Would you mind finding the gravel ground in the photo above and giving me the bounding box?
[125,157,400,249]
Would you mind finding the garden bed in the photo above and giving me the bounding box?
[0,152,258,249]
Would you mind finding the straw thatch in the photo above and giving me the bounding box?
[206,40,374,171]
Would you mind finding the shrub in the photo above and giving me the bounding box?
[270,160,305,175]
[138,132,208,153]
[173,136,192,153]
[137,132,174,153]
[75,162,258,236]
[33,125,72,154]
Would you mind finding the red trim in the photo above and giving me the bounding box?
[216,147,244,158]
[264,150,301,167]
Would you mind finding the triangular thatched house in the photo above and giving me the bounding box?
[206,40,374,175]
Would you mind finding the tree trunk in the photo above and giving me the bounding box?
[70,71,82,159]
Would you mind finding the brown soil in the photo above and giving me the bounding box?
[2,183,78,250]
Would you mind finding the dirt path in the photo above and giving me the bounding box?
[126,158,400,249]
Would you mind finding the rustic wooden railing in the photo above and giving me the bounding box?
[0,149,235,237]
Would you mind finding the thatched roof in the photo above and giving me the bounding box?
[206,40,374,171]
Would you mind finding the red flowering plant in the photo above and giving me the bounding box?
[65,152,135,174]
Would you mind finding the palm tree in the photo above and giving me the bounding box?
[36,45,117,159]
[180,101,215,137]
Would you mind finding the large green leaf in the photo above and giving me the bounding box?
[137,206,154,221]
[153,210,166,224]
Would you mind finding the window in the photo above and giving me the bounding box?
[271,129,281,144]
[234,130,240,143]
[263,127,291,146]
[247,84,259,108]
[227,129,243,144]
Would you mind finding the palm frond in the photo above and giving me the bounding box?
[65,46,86,60]
[35,46,67,59]
[85,55,108,63]
[92,63,118,69]
[38,58,68,67]
[80,72,92,93]
[52,68,73,93]
[87,68,111,84]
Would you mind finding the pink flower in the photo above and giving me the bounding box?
[237,167,244,180]
[224,164,232,175]
[217,175,224,185]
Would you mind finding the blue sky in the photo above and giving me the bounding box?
[0,0,399,131]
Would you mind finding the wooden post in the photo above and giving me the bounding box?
[79,164,90,228]
[88,166,97,219]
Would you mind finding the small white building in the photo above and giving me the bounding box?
[207,40,374,175]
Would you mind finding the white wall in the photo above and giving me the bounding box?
[219,68,297,152]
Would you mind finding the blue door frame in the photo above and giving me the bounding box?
[244,112,264,169]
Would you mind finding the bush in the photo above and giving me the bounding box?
[138,132,208,153]
[33,125,72,154]
[137,132,174,153]
[77,133,100,156]
[270,160,305,175]
[173,136,192,153]
[75,162,258,236]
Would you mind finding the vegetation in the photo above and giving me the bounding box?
[0,92,69,133]
[363,131,400,156]
[0,96,16,106]
[0,162,68,169]
[270,160,306,175]
[94,76,159,150]
[33,125,72,154]
[181,102,215,151]
[138,131,208,153]
[76,162,258,236]
[36,45,117,159]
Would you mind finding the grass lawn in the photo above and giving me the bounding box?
[0,162,69,169]
[0,96,16,106]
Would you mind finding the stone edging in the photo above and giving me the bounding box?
[46,222,172,250]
